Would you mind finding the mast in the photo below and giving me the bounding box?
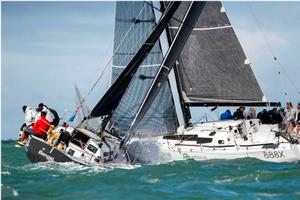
[122,2,206,147]
[160,2,192,128]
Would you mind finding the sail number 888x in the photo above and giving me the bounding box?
[263,151,285,159]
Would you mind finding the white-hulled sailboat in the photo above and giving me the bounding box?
[98,1,300,163]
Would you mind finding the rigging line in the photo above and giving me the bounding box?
[247,3,288,97]
[87,38,114,92]
[248,3,300,97]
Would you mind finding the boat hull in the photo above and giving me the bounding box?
[127,137,300,164]
[24,135,128,165]
[127,120,300,164]
[25,135,73,163]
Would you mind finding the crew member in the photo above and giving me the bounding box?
[233,107,245,120]
[36,103,60,126]
[246,107,256,119]
[18,106,37,144]
[20,111,50,142]
[257,109,271,124]
[220,110,233,120]
[283,101,296,124]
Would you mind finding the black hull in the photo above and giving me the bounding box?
[25,135,73,163]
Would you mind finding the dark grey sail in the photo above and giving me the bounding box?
[166,1,265,106]
[108,1,178,136]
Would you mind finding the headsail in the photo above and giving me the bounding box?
[110,1,178,136]
[166,1,265,106]
[89,2,180,118]
[122,2,206,146]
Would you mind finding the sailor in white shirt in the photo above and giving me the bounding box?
[283,101,296,124]
[18,105,37,144]
[21,105,37,129]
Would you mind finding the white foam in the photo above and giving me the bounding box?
[20,161,140,175]
[3,185,19,197]
[12,189,19,197]
[257,192,281,197]
[1,171,11,175]
[214,178,234,184]
[146,178,160,184]
[127,138,182,165]
[215,173,260,184]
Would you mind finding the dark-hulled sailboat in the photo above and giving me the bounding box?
[24,1,182,165]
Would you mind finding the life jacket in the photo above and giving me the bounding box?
[32,116,50,136]
[38,107,60,126]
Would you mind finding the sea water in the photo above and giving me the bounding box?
[2,140,300,200]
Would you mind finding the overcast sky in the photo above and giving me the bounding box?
[2,1,300,140]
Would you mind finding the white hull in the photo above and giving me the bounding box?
[127,119,300,163]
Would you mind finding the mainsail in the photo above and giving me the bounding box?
[166,1,265,106]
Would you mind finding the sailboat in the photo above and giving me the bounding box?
[23,1,180,165]
[121,1,300,163]
[24,88,124,165]
[88,1,299,164]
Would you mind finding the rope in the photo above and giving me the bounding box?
[248,3,300,98]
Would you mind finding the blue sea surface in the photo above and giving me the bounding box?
[2,140,300,200]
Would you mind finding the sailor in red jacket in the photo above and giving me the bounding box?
[20,111,50,142]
